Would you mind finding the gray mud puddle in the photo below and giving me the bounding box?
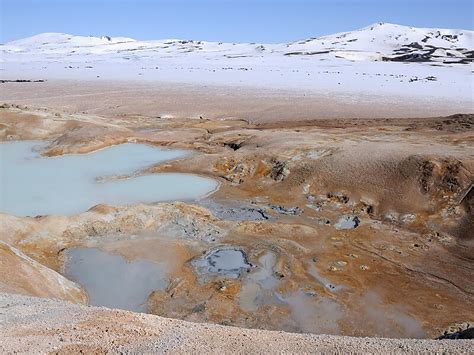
[192,246,252,281]
[199,200,272,221]
[64,247,168,312]
[334,215,360,229]
[0,141,218,216]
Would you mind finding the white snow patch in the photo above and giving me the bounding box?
[1,23,472,102]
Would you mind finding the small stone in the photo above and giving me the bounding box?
[401,213,416,224]
[384,212,399,223]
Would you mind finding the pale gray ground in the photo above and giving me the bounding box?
[0,80,472,123]
[0,293,471,354]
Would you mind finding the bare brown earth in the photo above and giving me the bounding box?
[0,242,87,304]
[0,83,473,351]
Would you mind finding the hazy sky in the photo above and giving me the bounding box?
[1,0,473,43]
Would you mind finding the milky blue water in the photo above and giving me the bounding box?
[65,247,168,312]
[0,141,218,216]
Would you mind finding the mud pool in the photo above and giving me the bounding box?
[192,247,252,281]
[334,215,360,229]
[0,141,218,216]
[64,247,169,312]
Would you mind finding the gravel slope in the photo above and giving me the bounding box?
[0,293,471,354]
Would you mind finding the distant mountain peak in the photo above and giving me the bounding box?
[2,23,472,65]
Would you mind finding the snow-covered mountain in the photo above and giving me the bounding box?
[286,23,472,63]
[1,23,472,102]
[3,23,472,63]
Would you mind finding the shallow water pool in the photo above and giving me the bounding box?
[64,247,168,312]
[0,141,218,216]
